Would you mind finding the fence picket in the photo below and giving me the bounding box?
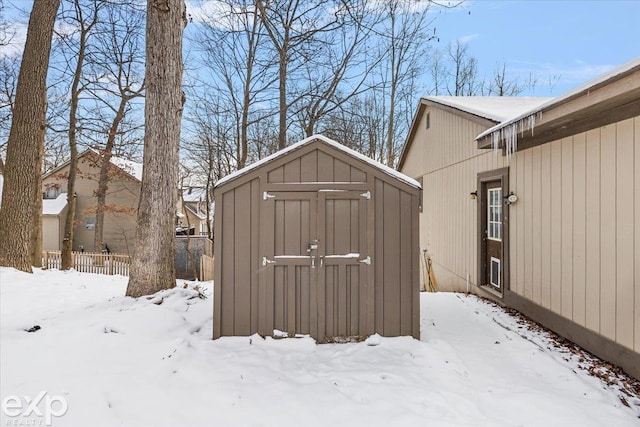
[40,251,131,276]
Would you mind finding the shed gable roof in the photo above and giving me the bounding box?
[215,134,421,190]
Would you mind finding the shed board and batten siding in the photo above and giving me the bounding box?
[213,136,420,342]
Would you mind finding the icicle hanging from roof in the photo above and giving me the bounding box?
[490,111,542,160]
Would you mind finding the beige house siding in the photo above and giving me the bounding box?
[42,154,140,254]
[42,211,66,250]
[401,104,506,291]
[508,116,639,353]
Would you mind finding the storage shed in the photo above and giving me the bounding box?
[213,135,421,342]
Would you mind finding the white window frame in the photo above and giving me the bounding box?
[490,257,501,289]
[487,188,502,241]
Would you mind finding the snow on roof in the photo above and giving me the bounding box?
[109,155,143,181]
[476,56,640,141]
[215,134,421,189]
[181,187,208,202]
[43,192,68,215]
[424,96,553,123]
[85,148,143,181]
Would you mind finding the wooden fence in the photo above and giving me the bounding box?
[200,254,214,281]
[42,251,131,276]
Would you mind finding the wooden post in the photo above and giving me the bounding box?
[43,251,49,270]
[108,255,114,275]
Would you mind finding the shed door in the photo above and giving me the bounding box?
[262,190,368,341]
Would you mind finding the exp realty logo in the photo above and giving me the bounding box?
[1,391,68,426]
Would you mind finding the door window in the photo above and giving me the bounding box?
[487,188,502,241]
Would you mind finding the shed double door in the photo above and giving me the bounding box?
[262,190,368,341]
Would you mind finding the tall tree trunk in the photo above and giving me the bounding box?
[0,0,60,272]
[94,98,127,252]
[126,0,185,297]
[61,1,94,269]
[30,146,43,267]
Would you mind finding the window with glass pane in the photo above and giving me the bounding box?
[487,188,502,241]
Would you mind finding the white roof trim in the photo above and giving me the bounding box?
[215,134,421,189]
[476,56,640,141]
[43,193,68,216]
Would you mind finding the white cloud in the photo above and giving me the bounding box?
[457,33,479,44]
[0,22,27,58]
[511,59,615,83]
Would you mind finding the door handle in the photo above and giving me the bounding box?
[359,256,371,265]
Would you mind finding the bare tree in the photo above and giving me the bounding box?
[375,0,434,166]
[88,1,145,252]
[255,0,345,149]
[481,62,525,96]
[294,1,382,138]
[126,0,186,297]
[446,39,478,96]
[0,0,60,272]
[56,0,101,269]
[194,0,272,169]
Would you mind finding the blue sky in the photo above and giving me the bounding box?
[2,0,638,98]
[430,0,640,95]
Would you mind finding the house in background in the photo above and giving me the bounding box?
[42,149,142,254]
[177,186,212,236]
[42,192,69,250]
[399,58,640,379]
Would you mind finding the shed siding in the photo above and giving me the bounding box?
[509,117,638,352]
[217,179,262,337]
[214,139,420,341]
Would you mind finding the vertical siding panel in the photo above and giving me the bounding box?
[531,146,542,305]
[221,191,236,335]
[600,124,617,340]
[615,119,634,348]
[634,117,640,352]
[300,151,317,182]
[283,157,301,182]
[585,129,601,333]
[383,183,401,335]
[250,180,260,333]
[541,143,552,308]
[561,137,574,319]
[234,183,251,335]
[573,133,586,326]
[400,192,413,335]
[334,158,351,182]
[374,179,385,333]
[516,151,525,296]
[268,166,284,183]
[550,140,563,314]
[524,149,534,299]
[317,151,334,181]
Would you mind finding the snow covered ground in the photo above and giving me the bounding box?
[1,267,638,426]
